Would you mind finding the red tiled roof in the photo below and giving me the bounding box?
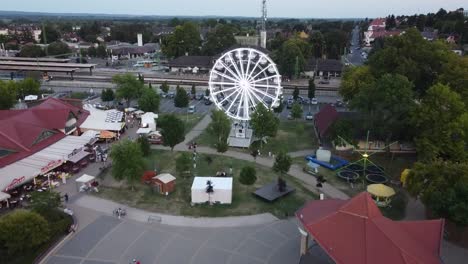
[314,104,338,137]
[0,98,89,168]
[296,193,444,264]
[370,18,386,27]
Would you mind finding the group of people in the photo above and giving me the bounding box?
[188,141,198,151]
[114,207,126,219]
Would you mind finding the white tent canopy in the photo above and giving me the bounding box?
[136,128,152,135]
[76,174,95,183]
[0,134,95,192]
[0,192,11,201]
[80,105,124,132]
[141,112,158,131]
[191,177,232,204]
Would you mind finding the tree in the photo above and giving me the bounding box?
[0,210,49,255]
[174,86,189,108]
[160,81,170,93]
[350,74,415,142]
[250,104,279,145]
[138,87,160,113]
[162,22,201,58]
[309,31,325,58]
[207,109,231,152]
[202,24,237,55]
[385,15,397,29]
[340,66,375,102]
[176,152,192,177]
[40,24,60,44]
[113,73,144,107]
[239,166,257,185]
[412,84,467,161]
[29,191,61,214]
[293,86,300,101]
[277,39,306,78]
[291,103,303,119]
[47,41,71,57]
[308,79,315,100]
[137,136,151,157]
[19,44,45,57]
[406,161,468,226]
[109,140,145,190]
[438,56,468,105]
[96,44,107,58]
[0,80,17,110]
[158,114,185,151]
[101,88,115,102]
[191,85,196,98]
[18,78,40,96]
[273,152,292,176]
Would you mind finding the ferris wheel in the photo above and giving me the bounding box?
[209,47,282,121]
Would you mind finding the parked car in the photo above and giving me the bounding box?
[336,99,344,107]
[287,112,294,120]
[168,92,175,99]
[306,112,314,120]
[205,99,213,105]
[196,93,204,100]
[286,102,293,109]
[160,92,168,98]
[311,98,318,105]
[302,98,310,105]
[318,80,330,84]
[188,105,196,114]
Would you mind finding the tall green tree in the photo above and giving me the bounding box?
[158,114,185,151]
[138,87,160,113]
[293,86,300,101]
[273,152,292,176]
[47,41,71,57]
[191,85,196,97]
[0,210,50,255]
[350,74,415,142]
[406,161,468,226]
[290,103,303,119]
[308,79,315,100]
[113,73,144,107]
[340,66,375,102]
[101,88,115,102]
[29,191,61,214]
[277,39,305,78]
[160,81,170,93]
[208,109,231,152]
[412,83,467,162]
[137,136,151,157]
[250,104,279,145]
[18,78,40,96]
[438,56,468,105]
[162,22,201,58]
[18,44,45,57]
[0,80,17,110]
[110,140,145,190]
[202,24,237,55]
[174,86,189,108]
[40,24,60,44]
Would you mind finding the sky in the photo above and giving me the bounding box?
[1,0,466,18]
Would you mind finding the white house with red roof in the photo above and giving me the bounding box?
[364,18,402,46]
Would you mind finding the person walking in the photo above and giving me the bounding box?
[64,193,69,203]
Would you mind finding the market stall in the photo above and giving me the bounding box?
[75,174,97,192]
[367,183,396,207]
[191,177,232,204]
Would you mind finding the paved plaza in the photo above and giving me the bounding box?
[45,214,302,264]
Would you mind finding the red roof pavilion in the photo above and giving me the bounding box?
[296,193,444,264]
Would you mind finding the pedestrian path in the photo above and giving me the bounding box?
[73,195,278,228]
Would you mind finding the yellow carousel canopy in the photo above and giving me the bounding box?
[100,130,116,139]
[367,184,396,198]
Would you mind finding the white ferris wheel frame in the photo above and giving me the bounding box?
[208,47,282,121]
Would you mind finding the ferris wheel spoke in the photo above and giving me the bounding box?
[243,91,251,119]
[212,70,240,83]
[252,74,280,84]
[245,50,253,79]
[219,61,241,81]
[226,90,242,113]
[248,65,271,82]
[236,91,245,118]
[227,53,244,80]
[251,86,277,100]
[248,89,268,108]
[219,89,241,104]
[210,81,238,87]
[246,55,264,80]
[213,85,239,95]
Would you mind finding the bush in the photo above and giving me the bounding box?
[0,210,50,255]
[141,170,156,183]
[38,209,73,238]
[137,136,151,156]
[239,166,257,185]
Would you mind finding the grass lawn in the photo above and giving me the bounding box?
[159,113,203,134]
[293,152,413,220]
[95,150,316,218]
[196,120,318,154]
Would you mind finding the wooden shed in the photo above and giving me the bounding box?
[152,173,176,194]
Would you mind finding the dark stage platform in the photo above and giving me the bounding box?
[253,182,295,202]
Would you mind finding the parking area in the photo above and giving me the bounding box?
[159,97,215,115]
[45,215,302,264]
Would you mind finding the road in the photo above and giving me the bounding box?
[344,26,366,66]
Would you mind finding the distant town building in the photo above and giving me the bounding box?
[364,18,402,46]
[167,55,213,73]
[235,35,259,46]
[304,58,343,79]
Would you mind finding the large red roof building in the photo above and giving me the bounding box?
[0,97,89,168]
